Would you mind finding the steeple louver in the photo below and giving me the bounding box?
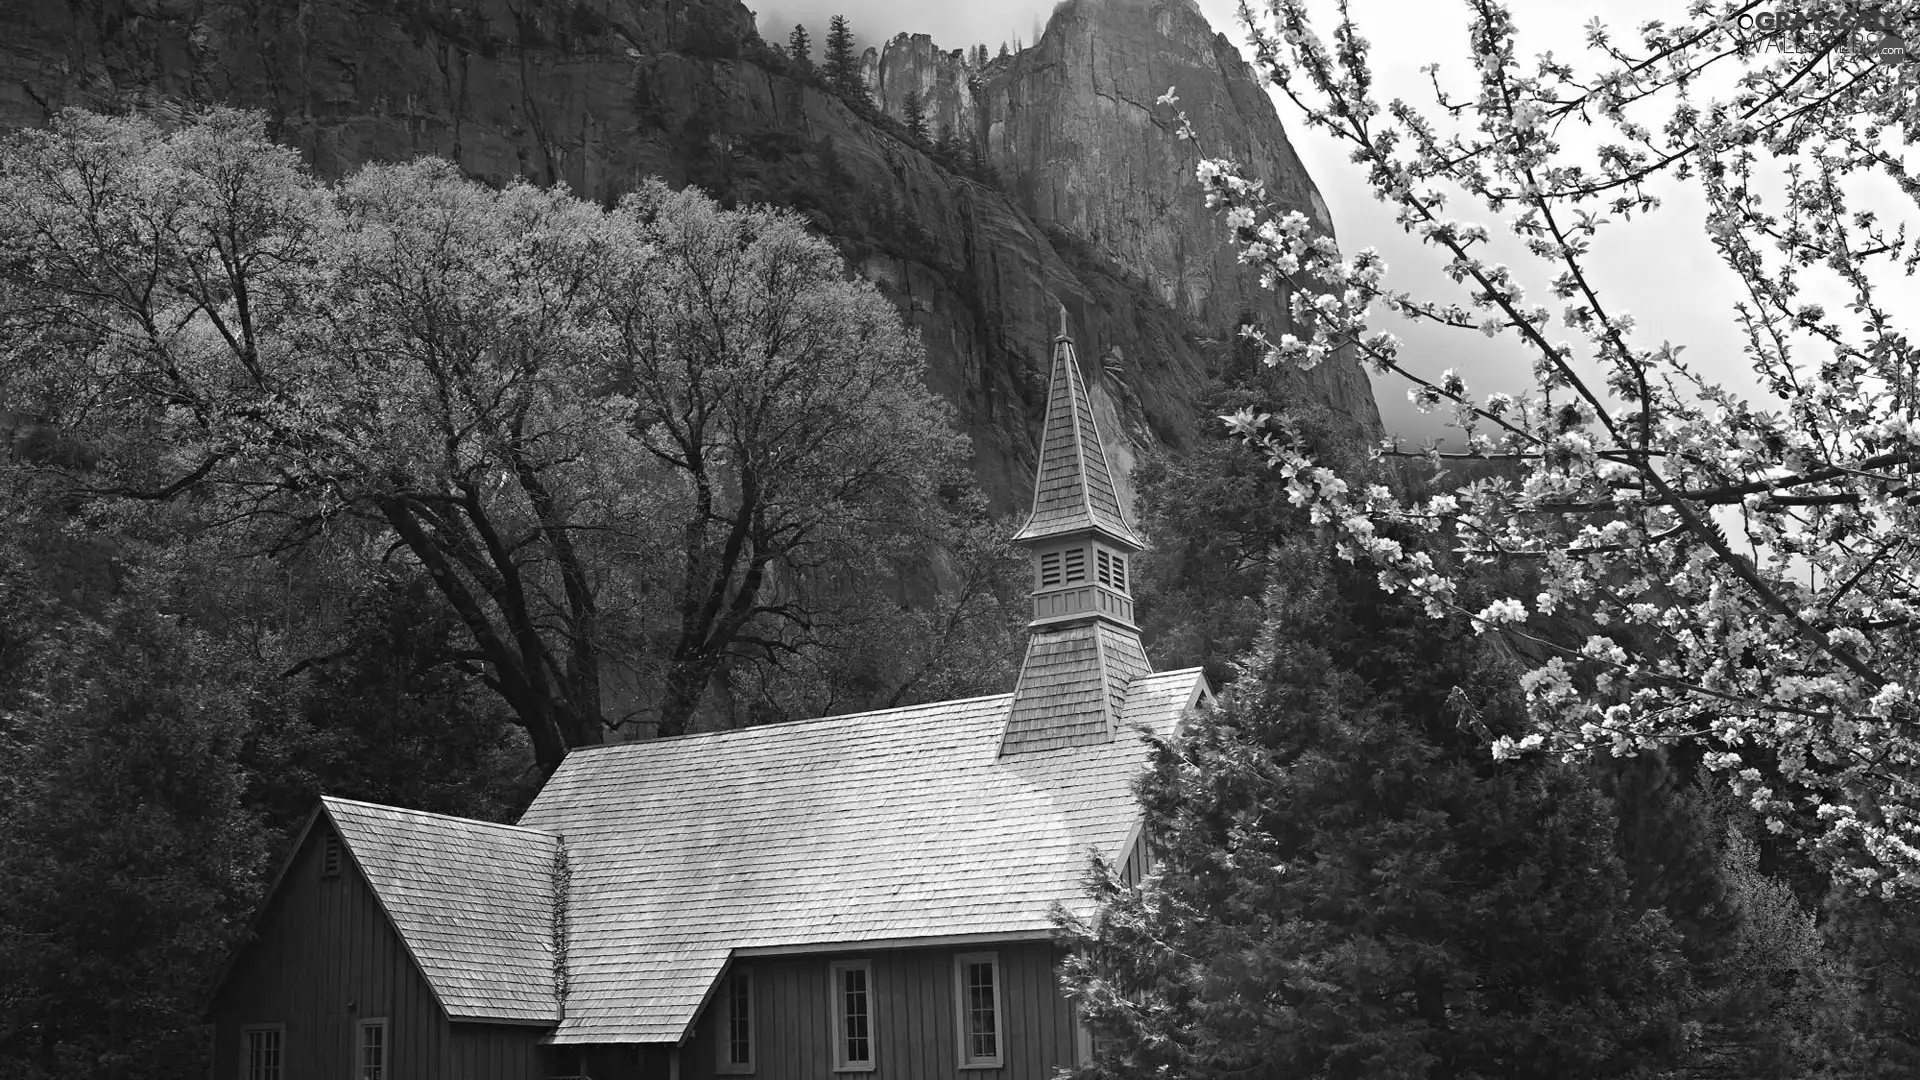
[1000,310,1154,756]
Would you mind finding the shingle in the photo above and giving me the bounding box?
[323,798,559,1024]
[515,668,1206,1044]
[1009,336,1145,548]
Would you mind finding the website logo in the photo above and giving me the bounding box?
[1728,7,1912,66]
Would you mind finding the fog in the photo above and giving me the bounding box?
[754,0,1059,57]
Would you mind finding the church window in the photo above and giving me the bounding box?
[955,952,1004,1067]
[242,1025,283,1080]
[356,1018,386,1080]
[718,969,753,1072]
[831,960,874,1071]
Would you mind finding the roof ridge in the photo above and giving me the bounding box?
[562,690,1020,755]
[321,796,557,837]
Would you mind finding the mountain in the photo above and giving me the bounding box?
[0,0,1381,514]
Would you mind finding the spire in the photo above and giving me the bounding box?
[1009,313,1145,550]
[1000,313,1153,756]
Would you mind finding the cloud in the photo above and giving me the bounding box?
[753,0,1059,56]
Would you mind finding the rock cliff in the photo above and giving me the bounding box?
[0,0,1381,516]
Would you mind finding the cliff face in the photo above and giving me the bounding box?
[0,0,1380,515]
[864,0,1379,451]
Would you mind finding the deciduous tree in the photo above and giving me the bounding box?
[1175,0,1920,891]
[0,110,970,768]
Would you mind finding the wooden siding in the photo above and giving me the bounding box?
[210,817,551,1080]
[681,943,1078,1080]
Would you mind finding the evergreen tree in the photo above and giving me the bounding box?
[787,22,811,67]
[1130,322,1366,689]
[997,42,1011,60]
[1058,553,1697,1080]
[823,15,870,111]
[932,122,958,167]
[0,585,276,1079]
[902,91,930,145]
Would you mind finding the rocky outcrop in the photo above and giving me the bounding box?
[864,34,975,143]
[0,0,1381,515]
[866,0,1380,451]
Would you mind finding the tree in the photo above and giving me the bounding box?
[998,42,1011,60]
[1058,551,1696,1080]
[1177,2,1920,890]
[1132,315,1370,689]
[902,90,930,145]
[823,15,869,110]
[787,22,811,66]
[932,122,958,168]
[0,110,970,768]
[0,583,276,1080]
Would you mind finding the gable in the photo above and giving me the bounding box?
[212,815,451,1070]
[323,798,560,1025]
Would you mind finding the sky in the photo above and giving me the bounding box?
[754,0,1913,443]
[752,0,1055,54]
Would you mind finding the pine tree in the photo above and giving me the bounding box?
[1058,552,1699,1080]
[997,42,1011,60]
[787,23,811,67]
[823,15,870,111]
[902,91,930,145]
[932,122,957,166]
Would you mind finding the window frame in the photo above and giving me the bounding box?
[954,951,1006,1069]
[829,959,876,1072]
[716,967,755,1074]
[240,1023,285,1080]
[355,1017,387,1080]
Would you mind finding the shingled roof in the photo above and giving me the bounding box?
[1001,622,1153,754]
[515,668,1207,1044]
[322,797,560,1025]
[1009,327,1146,549]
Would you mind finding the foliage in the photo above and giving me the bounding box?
[903,91,930,145]
[824,15,872,114]
[787,22,811,66]
[0,109,978,768]
[0,573,273,1079]
[1058,551,1696,1080]
[0,407,538,1073]
[1175,1,1920,891]
[1820,887,1920,1075]
[1133,315,1372,689]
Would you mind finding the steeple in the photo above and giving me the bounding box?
[1000,310,1153,756]
[1009,307,1146,552]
